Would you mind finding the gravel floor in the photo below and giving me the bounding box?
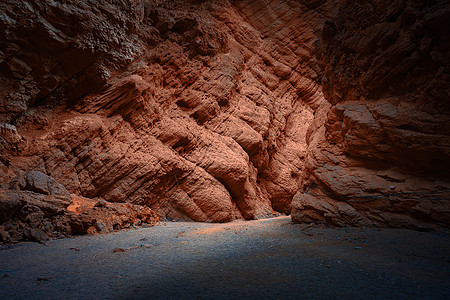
[0,216,449,299]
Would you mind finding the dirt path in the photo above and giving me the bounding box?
[1,216,449,299]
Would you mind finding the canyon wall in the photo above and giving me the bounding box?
[293,0,450,229]
[0,0,449,241]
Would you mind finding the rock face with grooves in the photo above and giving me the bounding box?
[0,0,449,240]
[292,0,450,230]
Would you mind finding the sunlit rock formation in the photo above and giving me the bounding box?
[0,0,449,242]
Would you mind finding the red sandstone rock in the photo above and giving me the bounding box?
[291,0,450,230]
[0,0,449,238]
[0,185,158,244]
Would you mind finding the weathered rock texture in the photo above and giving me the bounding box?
[293,0,450,230]
[0,0,449,238]
[0,171,157,243]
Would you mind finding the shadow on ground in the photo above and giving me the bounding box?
[1,217,449,299]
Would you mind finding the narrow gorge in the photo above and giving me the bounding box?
[0,0,449,243]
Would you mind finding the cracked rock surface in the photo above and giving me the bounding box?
[0,0,449,241]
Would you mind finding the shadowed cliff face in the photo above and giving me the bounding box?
[0,0,449,241]
[293,0,450,229]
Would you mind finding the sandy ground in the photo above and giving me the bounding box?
[0,216,449,299]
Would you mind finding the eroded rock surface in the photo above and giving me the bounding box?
[0,0,449,238]
[292,0,450,230]
[0,172,157,243]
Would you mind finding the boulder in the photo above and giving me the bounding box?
[24,171,71,201]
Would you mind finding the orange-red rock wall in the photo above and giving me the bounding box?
[0,0,449,230]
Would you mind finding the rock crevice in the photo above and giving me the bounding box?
[0,0,449,242]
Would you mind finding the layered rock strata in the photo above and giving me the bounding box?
[292,0,450,230]
[0,0,449,240]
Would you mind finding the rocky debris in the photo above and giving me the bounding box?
[23,228,48,243]
[0,188,73,243]
[0,0,448,230]
[67,195,158,234]
[0,176,158,244]
[0,196,21,224]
